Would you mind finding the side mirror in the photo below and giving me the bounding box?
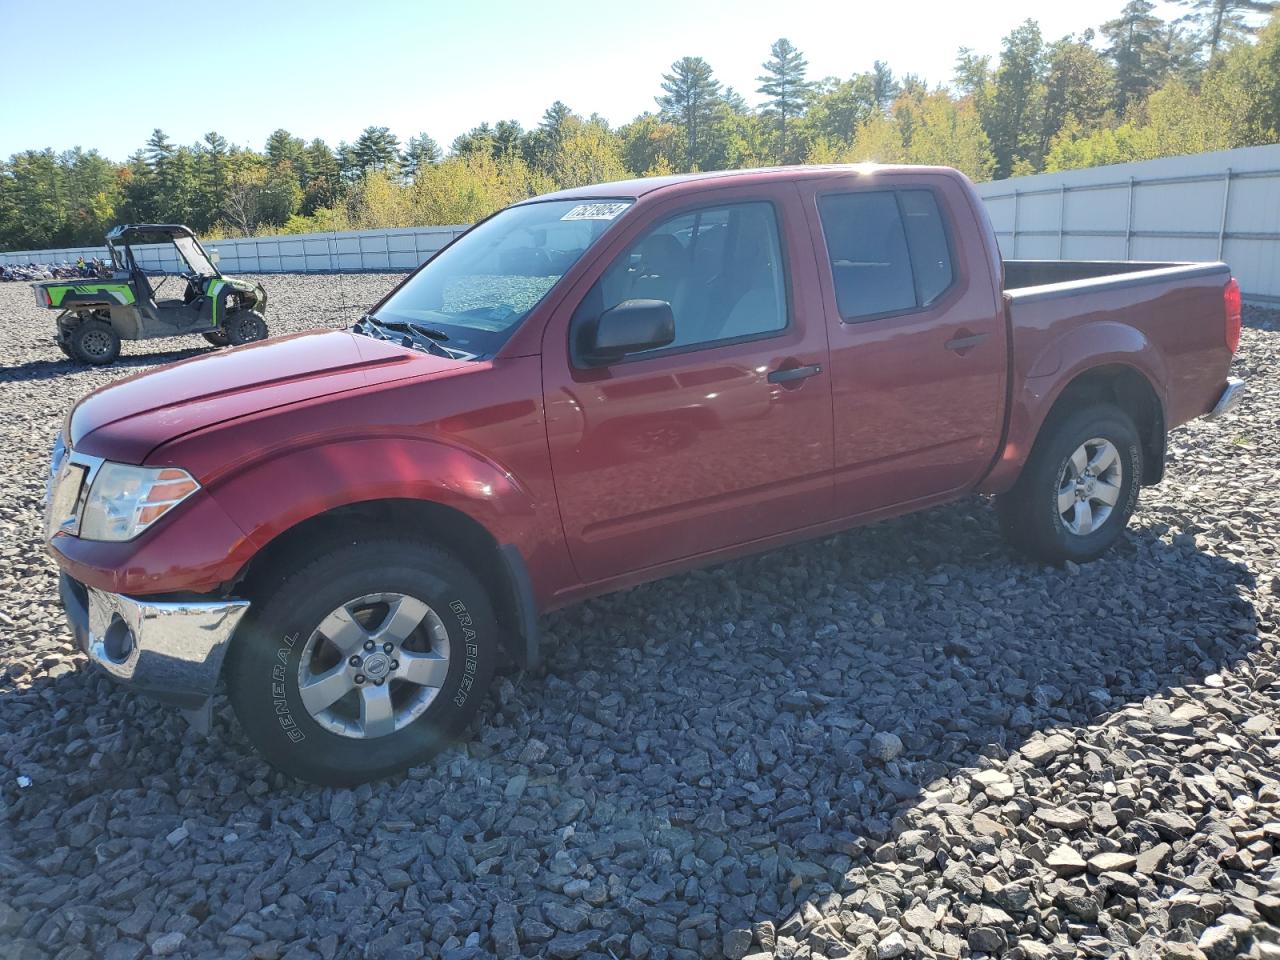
[585,299,675,364]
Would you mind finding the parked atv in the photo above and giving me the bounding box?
[34,224,269,365]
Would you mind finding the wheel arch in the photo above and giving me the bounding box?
[1032,363,1165,486]
[981,319,1170,495]
[233,497,540,670]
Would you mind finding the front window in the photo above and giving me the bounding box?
[573,200,788,360]
[369,199,633,358]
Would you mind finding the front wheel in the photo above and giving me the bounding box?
[203,329,231,347]
[226,310,268,345]
[224,539,498,785]
[997,402,1143,564]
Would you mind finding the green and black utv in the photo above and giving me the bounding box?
[35,224,269,365]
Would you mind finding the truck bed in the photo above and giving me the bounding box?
[990,258,1234,494]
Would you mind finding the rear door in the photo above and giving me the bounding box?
[541,183,834,580]
[801,173,1006,515]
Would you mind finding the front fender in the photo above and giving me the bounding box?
[207,436,540,561]
[980,321,1167,494]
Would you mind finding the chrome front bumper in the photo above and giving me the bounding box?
[1206,377,1245,419]
[60,574,249,708]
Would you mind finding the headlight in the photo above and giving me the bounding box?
[79,462,200,542]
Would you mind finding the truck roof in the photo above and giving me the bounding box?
[523,163,967,204]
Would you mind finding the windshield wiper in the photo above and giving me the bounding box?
[356,314,457,358]
[382,319,451,342]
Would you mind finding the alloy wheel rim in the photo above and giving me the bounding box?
[296,592,450,739]
[1057,437,1123,536]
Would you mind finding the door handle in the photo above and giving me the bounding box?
[767,364,822,384]
[944,331,988,354]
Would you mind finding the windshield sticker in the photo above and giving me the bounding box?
[561,202,630,221]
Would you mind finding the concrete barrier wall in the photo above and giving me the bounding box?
[0,225,469,274]
[973,143,1280,302]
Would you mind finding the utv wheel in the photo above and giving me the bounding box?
[226,310,268,345]
[997,402,1142,564]
[203,329,231,347]
[224,539,498,785]
[69,320,121,365]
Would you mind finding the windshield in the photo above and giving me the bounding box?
[174,235,217,276]
[369,198,634,357]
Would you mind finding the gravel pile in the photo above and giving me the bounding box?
[0,275,1277,960]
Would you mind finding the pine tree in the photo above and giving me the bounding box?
[194,132,231,231]
[351,126,400,177]
[539,102,574,150]
[1103,1,1169,116]
[60,148,119,242]
[1175,0,1278,59]
[265,129,306,174]
[870,61,901,112]
[302,139,341,215]
[757,39,814,162]
[401,134,441,180]
[144,129,174,168]
[452,123,496,158]
[656,56,722,169]
[493,120,525,158]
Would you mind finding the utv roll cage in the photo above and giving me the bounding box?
[105,224,221,279]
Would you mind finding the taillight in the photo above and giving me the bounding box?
[1224,277,1242,354]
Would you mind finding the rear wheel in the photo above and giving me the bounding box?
[69,319,121,365]
[203,329,231,347]
[224,539,498,785]
[226,310,268,345]
[997,403,1142,564]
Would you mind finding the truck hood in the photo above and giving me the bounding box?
[71,330,466,464]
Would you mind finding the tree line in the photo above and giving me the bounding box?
[2,0,1278,251]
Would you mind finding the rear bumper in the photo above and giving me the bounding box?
[60,573,249,708]
[1205,377,1245,419]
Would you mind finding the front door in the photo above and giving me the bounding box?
[542,184,834,581]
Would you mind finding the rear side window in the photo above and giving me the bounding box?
[818,189,954,321]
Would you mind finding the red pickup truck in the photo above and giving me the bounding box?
[45,165,1243,784]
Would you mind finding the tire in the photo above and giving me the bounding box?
[996,402,1143,564]
[226,310,268,345]
[203,329,231,347]
[69,319,121,365]
[224,539,498,785]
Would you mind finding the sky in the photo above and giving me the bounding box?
[0,0,1183,160]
